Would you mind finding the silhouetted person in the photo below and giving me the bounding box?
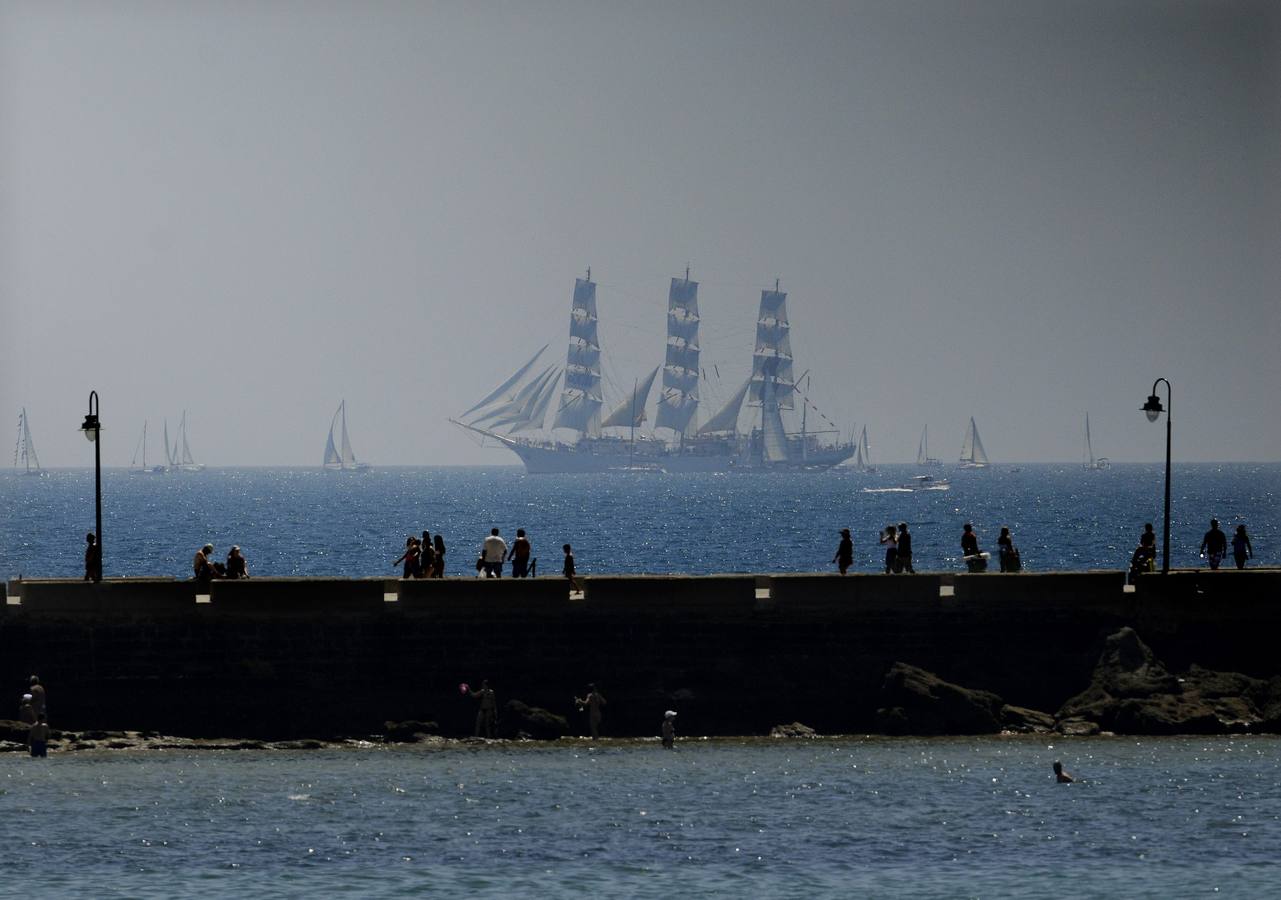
[225,545,249,579]
[661,710,677,749]
[997,527,1020,572]
[432,533,446,578]
[392,536,419,579]
[420,531,435,578]
[193,543,221,582]
[832,529,854,575]
[83,532,100,582]
[1053,761,1073,783]
[28,676,46,718]
[1200,518,1227,570]
[508,528,532,578]
[28,714,49,758]
[563,544,579,593]
[880,525,898,574]
[576,683,606,739]
[18,694,36,725]
[896,523,915,574]
[472,680,497,738]
[961,523,986,572]
[1232,525,1253,570]
[483,528,507,578]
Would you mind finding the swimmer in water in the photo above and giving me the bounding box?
[1053,761,1074,783]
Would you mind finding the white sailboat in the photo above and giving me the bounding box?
[852,425,875,472]
[14,408,44,476]
[1083,413,1110,470]
[323,400,371,471]
[169,411,205,472]
[130,421,168,474]
[916,426,942,467]
[959,417,990,468]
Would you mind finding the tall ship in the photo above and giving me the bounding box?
[453,271,854,473]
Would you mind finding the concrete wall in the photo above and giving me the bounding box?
[1,570,1277,739]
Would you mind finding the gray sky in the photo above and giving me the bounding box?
[2,0,1278,466]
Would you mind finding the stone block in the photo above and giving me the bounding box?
[207,578,386,615]
[951,571,1130,615]
[396,577,571,616]
[14,578,196,614]
[581,576,757,616]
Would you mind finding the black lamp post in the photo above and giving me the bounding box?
[1142,379,1171,575]
[80,391,102,582]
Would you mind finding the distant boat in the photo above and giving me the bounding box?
[1083,413,1110,470]
[323,400,371,471]
[852,425,875,472]
[130,421,168,474]
[959,417,990,468]
[14,408,44,476]
[916,426,942,467]
[169,411,205,472]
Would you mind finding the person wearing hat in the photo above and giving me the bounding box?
[18,693,36,725]
[661,710,677,749]
[832,528,854,575]
[225,545,249,579]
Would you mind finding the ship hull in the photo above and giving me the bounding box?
[505,440,732,474]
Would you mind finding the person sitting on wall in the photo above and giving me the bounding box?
[225,545,249,579]
[193,544,222,582]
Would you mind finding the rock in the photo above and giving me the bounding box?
[1110,697,1224,735]
[499,700,568,740]
[1000,705,1056,734]
[875,663,1005,735]
[0,719,31,743]
[383,720,440,743]
[269,740,325,750]
[1056,717,1101,736]
[769,722,817,738]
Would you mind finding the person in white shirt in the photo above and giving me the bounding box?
[482,528,508,578]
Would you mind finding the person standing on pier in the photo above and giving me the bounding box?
[1200,519,1227,570]
[392,537,419,579]
[563,543,579,592]
[420,531,435,579]
[833,529,854,575]
[880,525,898,574]
[482,528,507,578]
[83,532,100,582]
[896,523,915,574]
[508,529,532,578]
[1232,525,1254,569]
[997,527,1020,572]
[432,533,446,577]
[961,524,986,572]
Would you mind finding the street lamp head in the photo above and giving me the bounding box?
[1142,395,1164,423]
[80,413,100,441]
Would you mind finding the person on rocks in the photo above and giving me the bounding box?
[661,710,677,749]
[880,525,898,574]
[432,533,447,578]
[1053,761,1074,783]
[1200,518,1227,570]
[1232,524,1253,570]
[225,545,249,579]
[18,693,36,725]
[83,532,100,582]
[28,714,50,758]
[508,529,532,578]
[997,527,1020,572]
[420,531,435,579]
[960,523,986,572]
[575,683,607,739]
[563,543,579,593]
[392,536,420,579]
[28,676,46,719]
[193,543,221,582]
[482,528,507,578]
[896,523,915,574]
[472,680,497,738]
[832,529,854,575]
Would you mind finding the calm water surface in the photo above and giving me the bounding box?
[4,737,1280,897]
[2,463,1276,578]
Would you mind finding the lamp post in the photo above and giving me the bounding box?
[1141,379,1171,575]
[80,391,102,582]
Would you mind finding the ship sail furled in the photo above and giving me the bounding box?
[654,272,700,435]
[601,366,661,429]
[551,273,603,434]
[697,379,751,435]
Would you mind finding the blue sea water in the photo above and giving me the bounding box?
[1,463,1276,579]
[4,737,1281,898]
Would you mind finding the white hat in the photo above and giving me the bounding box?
[22,693,32,702]
[664,710,677,718]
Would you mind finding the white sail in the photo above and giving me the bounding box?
[179,411,198,466]
[960,417,989,466]
[917,427,928,466]
[131,422,147,469]
[509,369,564,434]
[697,379,751,435]
[761,381,790,463]
[15,409,42,473]
[1083,413,1109,469]
[485,366,561,430]
[339,402,356,466]
[460,345,548,419]
[749,287,794,410]
[552,273,603,434]
[323,406,342,467]
[655,272,700,435]
[602,366,661,429]
[163,419,176,467]
[855,426,872,469]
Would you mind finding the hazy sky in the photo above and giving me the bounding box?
[2,0,1278,466]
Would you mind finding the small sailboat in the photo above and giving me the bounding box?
[130,421,168,474]
[170,411,205,472]
[916,426,942,467]
[14,408,45,476]
[1083,413,1110,470]
[323,400,371,471]
[852,425,876,472]
[959,417,990,468]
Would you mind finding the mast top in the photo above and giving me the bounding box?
[775,278,780,292]
[586,266,591,282]
[685,264,690,282]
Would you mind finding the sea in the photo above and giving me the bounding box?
[4,737,1281,898]
[3,464,1279,896]
[0,463,1276,579]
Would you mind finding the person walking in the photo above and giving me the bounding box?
[575,683,607,739]
[832,529,854,575]
[880,525,898,574]
[1200,519,1227,570]
[508,529,532,578]
[482,528,507,578]
[896,522,915,574]
[1232,525,1254,570]
[83,532,100,582]
[392,537,419,579]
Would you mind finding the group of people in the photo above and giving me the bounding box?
[393,531,448,579]
[464,680,675,747]
[1129,519,1256,576]
[192,543,249,581]
[16,675,50,757]
[473,528,580,590]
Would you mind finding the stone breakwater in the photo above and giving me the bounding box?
[2,570,1278,741]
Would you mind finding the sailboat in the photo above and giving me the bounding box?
[14,408,45,476]
[916,426,942,467]
[851,425,875,472]
[959,417,990,469]
[1083,413,1110,470]
[130,421,168,474]
[323,400,372,471]
[169,411,205,472]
